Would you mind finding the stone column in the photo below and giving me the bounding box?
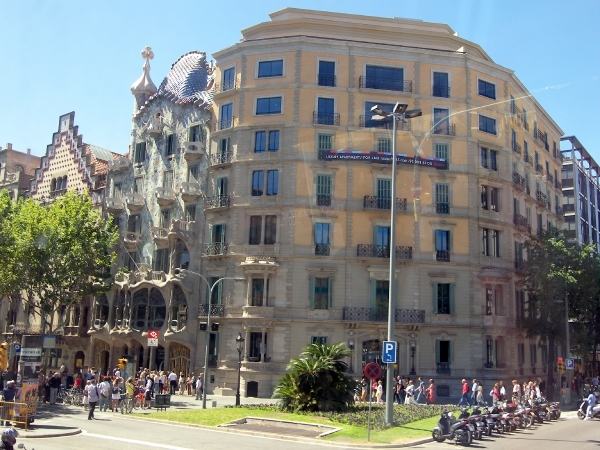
[243,327,249,361]
[262,275,267,306]
[149,346,156,371]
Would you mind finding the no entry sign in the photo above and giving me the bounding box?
[363,362,382,380]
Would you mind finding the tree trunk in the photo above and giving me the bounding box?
[547,335,555,401]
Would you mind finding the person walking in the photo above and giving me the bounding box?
[490,383,500,405]
[168,370,177,395]
[99,376,110,412]
[470,379,478,406]
[1,381,16,426]
[376,380,384,404]
[476,385,484,405]
[195,374,204,400]
[360,378,368,403]
[426,379,435,404]
[49,373,61,404]
[457,379,471,407]
[415,377,427,404]
[405,380,417,405]
[512,380,521,403]
[86,379,100,420]
[499,381,506,401]
[111,379,121,412]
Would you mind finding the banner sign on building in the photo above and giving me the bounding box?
[319,150,448,170]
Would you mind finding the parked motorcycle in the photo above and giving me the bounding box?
[432,411,473,446]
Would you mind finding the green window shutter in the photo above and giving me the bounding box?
[209,224,214,242]
[327,278,333,309]
[373,226,378,247]
[369,279,377,309]
[432,283,438,314]
[221,223,227,243]
[435,340,440,363]
[449,283,455,314]
[309,276,315,309]
[216,280,223,305]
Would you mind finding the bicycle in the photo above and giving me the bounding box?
[120,394,133,414]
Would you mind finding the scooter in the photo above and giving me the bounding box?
[458,407,483,440]
[577,397,600,420]
[432,411,473,446]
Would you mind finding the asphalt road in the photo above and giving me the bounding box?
[18,409,595,450]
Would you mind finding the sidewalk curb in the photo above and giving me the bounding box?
[118,415,434,448]
[20,428,82,439]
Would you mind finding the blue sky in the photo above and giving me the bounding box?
[1,1,599,160]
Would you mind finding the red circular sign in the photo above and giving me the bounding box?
[363,362,382,380]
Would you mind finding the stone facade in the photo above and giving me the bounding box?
[0,143,40,200]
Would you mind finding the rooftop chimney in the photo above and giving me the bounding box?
[6,143,12,150]
[26,148,31,155]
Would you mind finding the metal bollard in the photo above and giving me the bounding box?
[211,400,217,408]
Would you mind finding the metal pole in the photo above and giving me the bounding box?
[385,114,398,426]
[202,281,215,410]
[565,291,571,404]
[236,348,242,406]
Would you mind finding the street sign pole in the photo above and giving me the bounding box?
[363,362,381,442]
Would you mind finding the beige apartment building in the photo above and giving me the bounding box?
[203,9,564,398]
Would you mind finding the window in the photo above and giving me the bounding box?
[134,177,144,194]
[364,101,394,128]
[49,348,62,369]
[153,248,169,272]
[113,182,122,198]
[256,97,282,115]
[485,288,494,315]
[127,214,141,233]
[373,280,389,316]
[377,138,391,153]
[160,209,170,228]
[481,185,489,210]
[435,183,450,213]
[479,115,497,135]
[318,60,336,87]
[516,290,526,320]
[309,277,332,309]
[165,134,175,156]
[258,59,283,78]
[478,79,496,99]
[251,278,269,306]
[249,216,262,245]
[481,148,498,170]
[433,283,454,314]
[316,174,332,206]
[490,187,499,211]
[251,171,264,196]
[189,125,201,142]
[518,343,525,365]
[495,286,505,315]
[254,130,280,153]
[207,277,223,305]
[216,177,228,197]
[134,142,146,163]
[222,67,235,91]
[365,65,405,91]
[219,103,233,129]
[312,336,328,345]
[433,108,450,134]
[185,205,196,222]
[318,134,333,151]
[530,343,537,365]
[375,225,390,248]
[541,344,548,365]
[432,71,449,97]
[486,339,494,366]
[435,143,449,160]
[126,251,139,272]
[211,223,226,244]
[315,223,330,246]
[482,228,500,257]
[188,165,199,183]
[266,170,279,196]
[264,215,277,245]
[510,95,516,114]
[435,340,451,365]
[218,137,230,158]
[163,171,173,189]
[316,97,336,125]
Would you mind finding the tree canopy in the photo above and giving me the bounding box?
[0,191,119,333]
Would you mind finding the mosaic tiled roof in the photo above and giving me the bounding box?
[135,51,214,117]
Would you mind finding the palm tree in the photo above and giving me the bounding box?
[274,342,355,412]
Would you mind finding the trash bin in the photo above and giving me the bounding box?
[211,400,217,408]
[155,394,171,411]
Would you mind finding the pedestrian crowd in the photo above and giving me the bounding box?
[353,376,436,405]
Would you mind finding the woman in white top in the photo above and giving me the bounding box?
[404,380,416,405]
[178,373,185,395]
[111,379,122,412]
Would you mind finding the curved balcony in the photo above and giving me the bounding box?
[105,197,125,214]
[108,157,132,173]
[209,151,232,166]
[180,182,202,202]
[182,141,204,162]
[155,187,176,206]
[151,226,169,244]
[169,219,195,242]
[122,231,142,250]
[123,193,144,211]
[202,242,227,256]
[205,194,230,209]
[513,214,531,233]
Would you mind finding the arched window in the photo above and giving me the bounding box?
[170,285,188,331]
[148,288,166,329]
[94,294,109,328]
[112,291,125,329]
[132,289,148,331]
[51,178,57,191]
[13,164,24,172]
[173,239,190,270]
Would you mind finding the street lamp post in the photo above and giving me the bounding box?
[564,291,571,405]
[371,102,422,426]
[410,343,416,375]
[174,269,245,409]
[235,332,245,406]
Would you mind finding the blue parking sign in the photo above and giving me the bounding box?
[382,341,397,364]
[566,358,574,369]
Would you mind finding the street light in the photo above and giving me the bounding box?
[410,342,416,375]
[235,332,245,406]
[371,102,422,426]
[564,291,571,405]
[174,268,245,409]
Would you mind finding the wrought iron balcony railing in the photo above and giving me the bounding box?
[209,151,233,166]
[202,242,227,256]
[436,362,451,375]
[512,141,522,155]
[215,116,235,131]
[214,79,237,93]
[512,172,526,190]
[359,115,411,131]
[342,307,425,323]
[546,173,554,185]
[205,195,231,209]
[315,243,330,256]
[359,76,413,92]
[535,163,544,174]
[436,203,450,214]
[432,86,450,98]
[356,245,412,259]
[363,196,407,211]
[536,190,548,207]
[430,121,456,136]
[198,304,225,317]
[318,74,336,87]
[513,214,531,233]
[524,152,532,166]
[555,180,562,190]
[555,205,563,216]
[313,112,340,126]
[316,194,331,206]
[436,250,450,262]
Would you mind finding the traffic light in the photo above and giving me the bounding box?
[557,357,565,374]
[0,342,8,371]
[117,358,128,371]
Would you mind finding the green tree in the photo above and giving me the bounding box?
[0,190,20,297]
[1,191,119,333]
[520,229,594,400]
[273,342,355,412]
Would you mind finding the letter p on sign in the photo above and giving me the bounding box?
[382,341,397,364]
